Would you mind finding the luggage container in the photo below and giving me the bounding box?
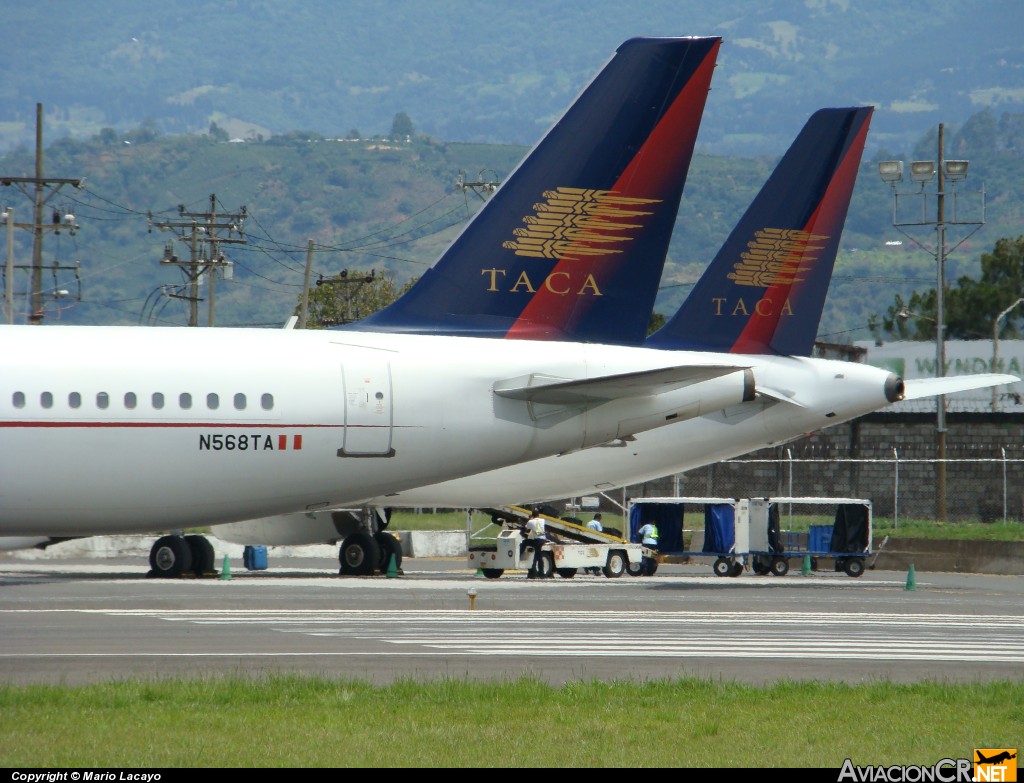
[627,496,754,577]
[748,497,873,578]
[626,496,873,578]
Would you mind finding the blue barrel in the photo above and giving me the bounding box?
[808,525,833,553]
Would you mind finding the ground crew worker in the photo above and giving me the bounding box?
[637,520,660,576]
[524,508,548,578]
[583,513,604,574]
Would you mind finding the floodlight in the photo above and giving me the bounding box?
[878,161,904,183]
[910,161,936,183]
[944,160,969,182]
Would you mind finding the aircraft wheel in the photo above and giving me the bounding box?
[603,550,626,578]
[626,560,643,577]
[770,557,790,577]
[374,531,403,573]
[149,535,193,578]
[844,558,866,578]
[712,557,732,577]
[482,569,504,579]
[339,533,381,576]
[185,534,215,577]
[556,567,577,579]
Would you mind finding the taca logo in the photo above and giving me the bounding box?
[502,186,660,261]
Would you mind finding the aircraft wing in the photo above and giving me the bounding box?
[901,373,1019,400]
[493,364,751,405]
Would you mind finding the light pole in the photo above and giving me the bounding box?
[992,298,1024,412]
[879,124,985,521]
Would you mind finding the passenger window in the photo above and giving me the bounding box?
[41,391,53,409]
[12,391,25,408]
[69,392,81,409]
[261,393,274,411]
[234,393,246,410]
[179,392,192,410]
[97,392,110,410]
[124,392,137,409]
[207,393,219,410]
[152,392,164,410]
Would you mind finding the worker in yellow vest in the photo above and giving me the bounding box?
[637,520,659,576]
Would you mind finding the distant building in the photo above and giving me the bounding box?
[855,339,1024,413]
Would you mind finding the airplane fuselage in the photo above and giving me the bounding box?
[211,355,906,546]
[0,324,754,536]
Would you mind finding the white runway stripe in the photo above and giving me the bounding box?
[4,608,1021,664]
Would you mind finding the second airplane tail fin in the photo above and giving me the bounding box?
[345,36,721,343]
[646,106,873,356]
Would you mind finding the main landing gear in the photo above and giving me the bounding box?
[148,533,216,578]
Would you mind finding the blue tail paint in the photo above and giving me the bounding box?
[645,107,873,356]
[342,37,721,343]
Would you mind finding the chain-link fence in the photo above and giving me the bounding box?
[616,449,1024,524]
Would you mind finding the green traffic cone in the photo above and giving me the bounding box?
[386,553,400,578]
[220,553,232,581]
[905,563,917,591]
[801,555,812,576]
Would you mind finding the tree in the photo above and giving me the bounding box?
[296,269,417,328]
[390,112,414,141]
[208,121,229,142]
[875,236,1024,341]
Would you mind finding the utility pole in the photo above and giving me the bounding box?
[298,239,314,329]
[1,104,83,324]
[3,207,13,324]
[878,124,985,522]
[151,194,246,326]
[315,268,376,326]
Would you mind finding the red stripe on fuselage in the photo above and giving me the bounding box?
[0,422,398,429]
[505,41,720,339]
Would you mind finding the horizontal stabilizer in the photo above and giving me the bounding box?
[756,385,807,408]
[902,374,1020,400]
[494,364,750,405]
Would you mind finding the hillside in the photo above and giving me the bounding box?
[3,1,1022,158]
[1,107,1022,339]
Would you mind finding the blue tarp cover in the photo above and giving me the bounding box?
[702,503,735,554]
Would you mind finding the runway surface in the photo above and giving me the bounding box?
[2,557,1022,685]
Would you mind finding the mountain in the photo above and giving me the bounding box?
[3,1,1022,158]
[1,107,1021,339]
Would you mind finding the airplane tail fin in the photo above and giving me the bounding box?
[344,36,721,343]
[645,106,873,356]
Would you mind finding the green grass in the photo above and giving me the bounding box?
[0,675,1019,767]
